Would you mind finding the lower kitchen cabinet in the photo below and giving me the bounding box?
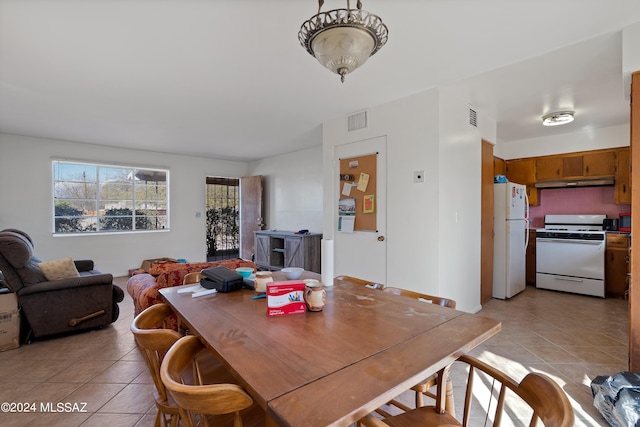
[605,233,630,297]
[254,230,322,273]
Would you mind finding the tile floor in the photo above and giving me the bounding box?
[0,279,627,426]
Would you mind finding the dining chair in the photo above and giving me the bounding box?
[359,354,575,427]
[379,286,457,414]
[131,303,238,427]
[160,334,265,427]
[382,286,456,309]
[182,271,204,285]
[334,275,385,289]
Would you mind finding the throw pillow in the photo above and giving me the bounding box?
[37,257,80,281]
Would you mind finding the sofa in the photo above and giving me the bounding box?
[126,259,257,318]
[0,229,124,341]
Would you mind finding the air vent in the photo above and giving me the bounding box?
[347,110,368,132]
[468,106,478,128]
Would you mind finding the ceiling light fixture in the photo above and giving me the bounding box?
[542,111,575,126]
[298,0,388,83]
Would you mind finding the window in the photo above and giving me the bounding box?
[53,161,169,234]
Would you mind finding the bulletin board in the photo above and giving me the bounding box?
[339,153,377,231]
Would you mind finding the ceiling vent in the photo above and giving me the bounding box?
[468,106,478,128]
[347,110,368,132]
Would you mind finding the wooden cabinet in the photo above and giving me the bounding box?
[583,151,617,177]
[254,231,322,273]
[505,159,538,205]
[526,229,536,284]
[493,157,506,176]
[606,233,630,297]
[615,147,631,204]
[536,157,563,180]
[562,155,584,177]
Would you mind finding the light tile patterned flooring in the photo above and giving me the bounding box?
[0,278,627,426]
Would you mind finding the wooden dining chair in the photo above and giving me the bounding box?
[334,275,385,289]
[382,286,456,309]
[359,354,575,427]
[182,272,204,285]
[379,286,457,413]
[160,334,265,427]
[131,303,238,427]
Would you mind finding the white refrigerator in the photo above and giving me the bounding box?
[493,182,529,299]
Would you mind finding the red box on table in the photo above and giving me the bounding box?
[267,281,306,316]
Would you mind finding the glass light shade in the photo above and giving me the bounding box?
[542,111,575,126]
[311,26,375,80]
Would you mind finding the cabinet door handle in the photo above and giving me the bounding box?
[377,235,385,242]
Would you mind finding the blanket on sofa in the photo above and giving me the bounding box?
[127,259,256,317]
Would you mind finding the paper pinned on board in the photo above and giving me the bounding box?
[357,173,369,192]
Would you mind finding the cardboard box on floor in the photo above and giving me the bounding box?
[0,291,19,351]
[139,257,177,272]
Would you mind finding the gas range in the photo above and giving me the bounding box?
[536,214,606,241]
[536,214,606,298]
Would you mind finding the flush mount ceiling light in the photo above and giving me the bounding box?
[542,111,575,126]
[298,0,388,83]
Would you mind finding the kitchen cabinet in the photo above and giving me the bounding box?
[535,157,563,180]
[494,157,506,176]
[526,229,536,284]
[615,147,631,204]
[254,230,322,273]
[583,151,617,177]
[505,159,538,206]
[605,232,630,298]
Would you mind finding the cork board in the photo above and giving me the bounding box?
[339,153,377,231]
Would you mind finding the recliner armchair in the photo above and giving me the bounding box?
[0,229,124,341]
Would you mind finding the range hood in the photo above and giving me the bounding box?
[534,176,615,188]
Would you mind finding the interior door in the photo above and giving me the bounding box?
[334,136,387,284]
[240,176,264,261]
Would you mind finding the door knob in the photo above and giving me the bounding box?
[378,236,385,241]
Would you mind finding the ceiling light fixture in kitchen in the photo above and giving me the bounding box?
[298,0,388,83]
[542,111,575,126]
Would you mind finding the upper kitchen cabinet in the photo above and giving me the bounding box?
[583,150,617,177]
[505,158,538,206]
[535,156,563,180]
[494,157,506,176]
[615,147,631,204]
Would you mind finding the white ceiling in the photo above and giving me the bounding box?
[1,0,640,162]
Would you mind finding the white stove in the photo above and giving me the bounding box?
[536,214,606,298]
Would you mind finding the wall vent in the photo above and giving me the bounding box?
[347,110,368,132]
[468,106,478,128]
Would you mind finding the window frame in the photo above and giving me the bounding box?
[52,160,170,235]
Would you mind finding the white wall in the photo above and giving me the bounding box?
[438,89,489,313]
[247,146,323,234]
[0,133,249,276]
[322,89,492,312]
[494,124,629,160]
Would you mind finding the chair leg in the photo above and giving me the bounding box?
[445,376,455,415]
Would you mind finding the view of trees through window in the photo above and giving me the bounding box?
[53,161,169,233]
[206,177,239,260]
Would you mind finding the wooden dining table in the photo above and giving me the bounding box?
[160,274,501,427]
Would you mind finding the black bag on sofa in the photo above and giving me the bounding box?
[200,266,244,293]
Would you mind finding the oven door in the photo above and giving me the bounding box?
[536,237,605,280]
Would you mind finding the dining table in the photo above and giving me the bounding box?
[159,273,501,427]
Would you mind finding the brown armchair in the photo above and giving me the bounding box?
[0,229,124,342]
